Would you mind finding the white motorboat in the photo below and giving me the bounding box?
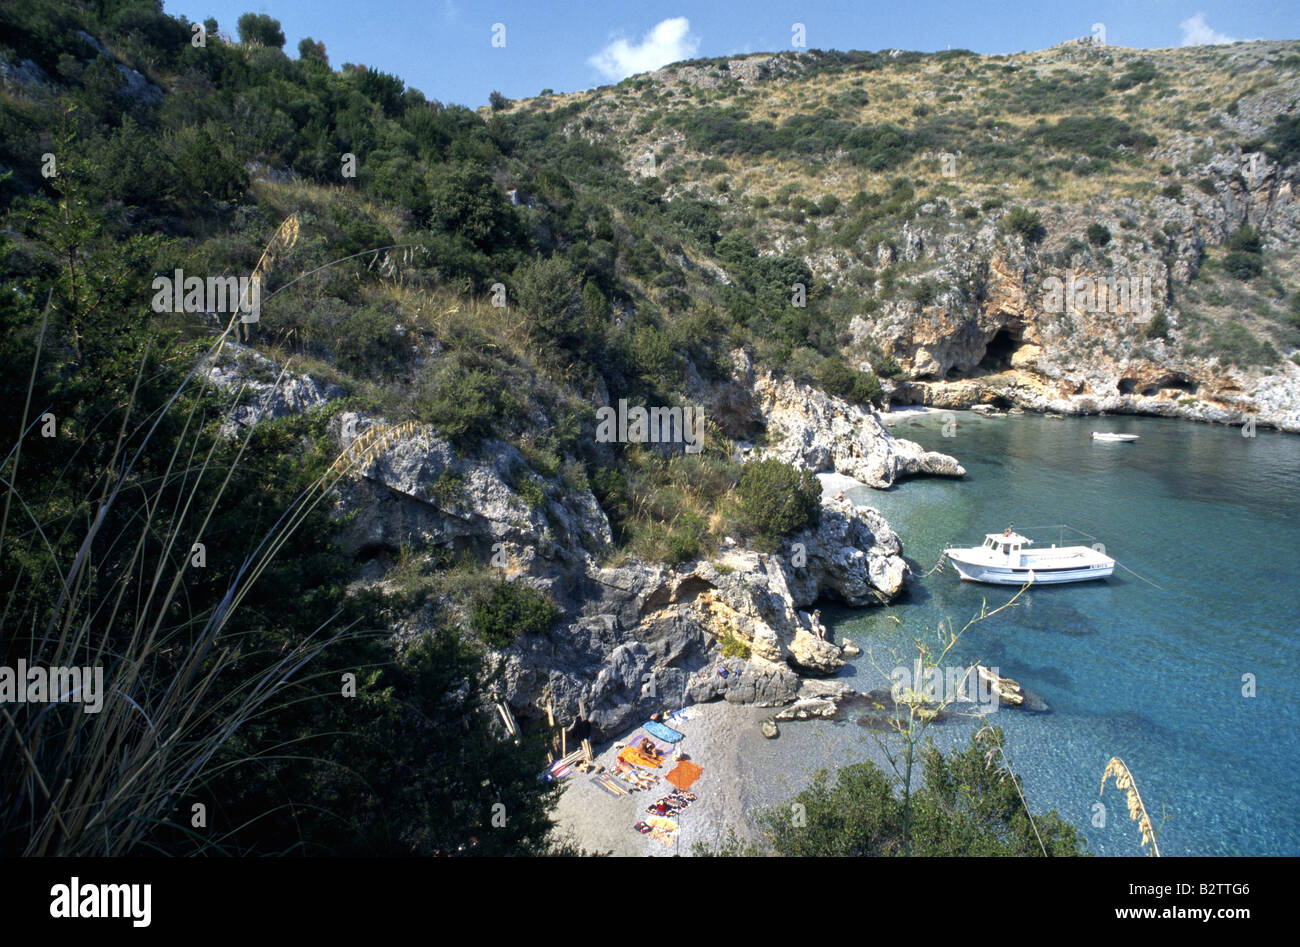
[1091,432,1139,442]
[943,529,1115,585]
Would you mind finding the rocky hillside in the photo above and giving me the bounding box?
[205,341,961,736]
[499,41,1300,430]
[5,3,1297,815]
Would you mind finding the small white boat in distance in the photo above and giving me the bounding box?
[1091,432,1139,442]
[944,530,1115,585]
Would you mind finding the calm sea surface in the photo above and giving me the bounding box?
[824,410,1300,856]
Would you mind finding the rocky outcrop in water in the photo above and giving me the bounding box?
[690,349,966,486]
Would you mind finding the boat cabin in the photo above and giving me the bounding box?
[982,531,1033,557]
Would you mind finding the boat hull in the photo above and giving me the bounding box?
[947,558,1114,585]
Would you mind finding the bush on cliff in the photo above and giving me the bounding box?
[471,582,563,648]
[817,356,883,407]
[736,458,822,550]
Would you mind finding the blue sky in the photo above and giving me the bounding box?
[163,1,1298,108]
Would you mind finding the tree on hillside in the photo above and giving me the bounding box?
[237,12,285,48]
[298,37,328,65]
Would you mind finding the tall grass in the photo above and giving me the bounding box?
[0,218,378,856]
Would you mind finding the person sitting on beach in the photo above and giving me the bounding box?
[638,738,662,761]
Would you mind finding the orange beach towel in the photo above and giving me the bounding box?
[665,760,703,790]
[619,746,664,769]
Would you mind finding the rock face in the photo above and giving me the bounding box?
[333,411,613,570]
[201,343,342,438]
[205,342,959,740]
[787,501,908,604]
[848,150,1300,433]
[691,349,965,487]
[753,370,966,486]
[501,492,912,739]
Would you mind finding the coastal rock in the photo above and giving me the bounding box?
[201,342,342,437]
[750,368,966,487]
[977,665,1025,707]
[796,679,856,701]
[497,491,913,737]
[975,665,1049,712]
[332,411,613,568]
[320,354,944,740]
[787,501,908,604]
[787,628,844,675]
[775,697,838,720]
[850,165,1300,433]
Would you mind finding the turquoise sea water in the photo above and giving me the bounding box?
[826,410,1300,856]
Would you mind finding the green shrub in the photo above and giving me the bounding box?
[417,359,513,449]
[666,511,707,567]
[1027,115,1156,159]
[1085,222,1111,247]
[237,12,285,48]
[426,163,519,252]
[705,728,1087,856]
[332,304,408,376]
[1192,320,1277,366]
[1259,112,1300,166]
[1227,225,1261,255]
[719,629,751,659]
[1223,251,1263,280]
[1005,207,1046,245]
[471,582,562,648]
[1144,310,1169,339]
[737,458,821,549]
[817,357,883,406]
[1114,59,1157,90]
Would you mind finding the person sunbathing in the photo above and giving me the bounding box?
[638,738,663,762]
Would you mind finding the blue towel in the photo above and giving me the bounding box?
[643,720,684,743]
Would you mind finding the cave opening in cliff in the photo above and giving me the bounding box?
[1146,375,1198,396]
[978,328,1021,372]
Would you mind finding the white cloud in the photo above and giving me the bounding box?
[1179,13,1237,46]
[588,17,700,81]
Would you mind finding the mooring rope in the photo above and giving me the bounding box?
[921,550,949,576]
[1005,523,1167,591]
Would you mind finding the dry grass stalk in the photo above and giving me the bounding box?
[1101,756,1162,856]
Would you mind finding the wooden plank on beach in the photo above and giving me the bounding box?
[495,701,518,736]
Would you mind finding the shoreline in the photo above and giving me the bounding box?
[551,698,904,856]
